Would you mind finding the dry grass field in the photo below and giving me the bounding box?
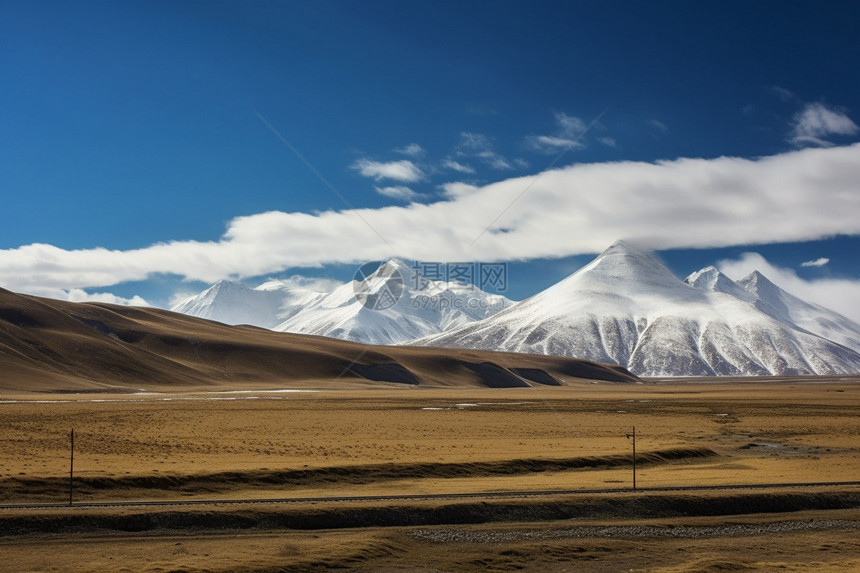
[4,288,858,569]
[1,378,858,571]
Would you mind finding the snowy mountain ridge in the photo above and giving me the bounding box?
[414,241,860,377]
[269,259,513,345]
[171,242,860,377]
[172,258,513,345]
[170,279,324,329]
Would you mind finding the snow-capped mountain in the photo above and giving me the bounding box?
[271,259,512,344]
[171,280,323,329]
[687,267,860,353]
[414,241,860,377]
[173,259,513,345]
[685,266,755,303]
[171,244,860,377]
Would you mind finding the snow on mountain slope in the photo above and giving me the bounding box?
[738,271,860,353]
[415,241,860,377]
[172,259,512,345]
[170,244,860,377]
[171,280,322,329]
[683,266,860,353]
[272,259,513,345]
[685,266,755,303]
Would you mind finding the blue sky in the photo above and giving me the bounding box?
[2,1,860,320]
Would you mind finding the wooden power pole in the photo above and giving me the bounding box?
[627,426,636,491]
[69,429,74,506]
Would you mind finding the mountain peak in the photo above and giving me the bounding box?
[738,270,780,299]
[190,280,253,302]
[575,240,681,290]
[600,239,652,257]
[685,266,753,301]
[595,240,669,266]
[384,256,412,267]
[685,265,719,282]
[737,270,793,323]
[210,279,247,291]
[353,259,416,284]
[419,243,860,376]
[741,270,770,286]
[736,270,860,351]
[378,257,415,276]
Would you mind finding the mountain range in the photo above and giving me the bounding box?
[419,242,860,377]
[173,241,860,378]
[173,259,512,345]
[0,287,635,392]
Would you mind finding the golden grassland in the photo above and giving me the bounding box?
[1,378,859,571]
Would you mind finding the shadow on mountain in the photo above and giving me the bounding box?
[0,286,641,392]
[509,367,561,386]
[462,362,532,388]
[349,363,419,385]
[554,361,638,383]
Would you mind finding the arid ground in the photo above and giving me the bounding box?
[1,378,858,571]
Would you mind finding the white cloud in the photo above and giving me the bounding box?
[597,136,617,148]
[170,275,345,308]
[394,143,425,157]
[555,112,588,137]
[717,252,860,323]
[351,158,424,182]
[455,132,513,170]
[801,257,830,268]
[168,290,199,308]
[440,181,480,198]
[649,119,668,134]
[258,275,344,292]
[3,143,860,296]
[374,185,422,202]
[441,158,476,174]
[525,111,589,154]
[65,289,150,306]
[771,86,797,103]
[476,150,512,170]
[790,102,859,147]
[525,135,583,153]
[457,131,493,152]
[22,285,150,307]
[513,158,530,169]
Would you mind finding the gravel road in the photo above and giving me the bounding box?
[411,519,860,543]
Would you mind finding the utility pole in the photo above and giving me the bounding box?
[69,429,74,506]
[626,426,636,491]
